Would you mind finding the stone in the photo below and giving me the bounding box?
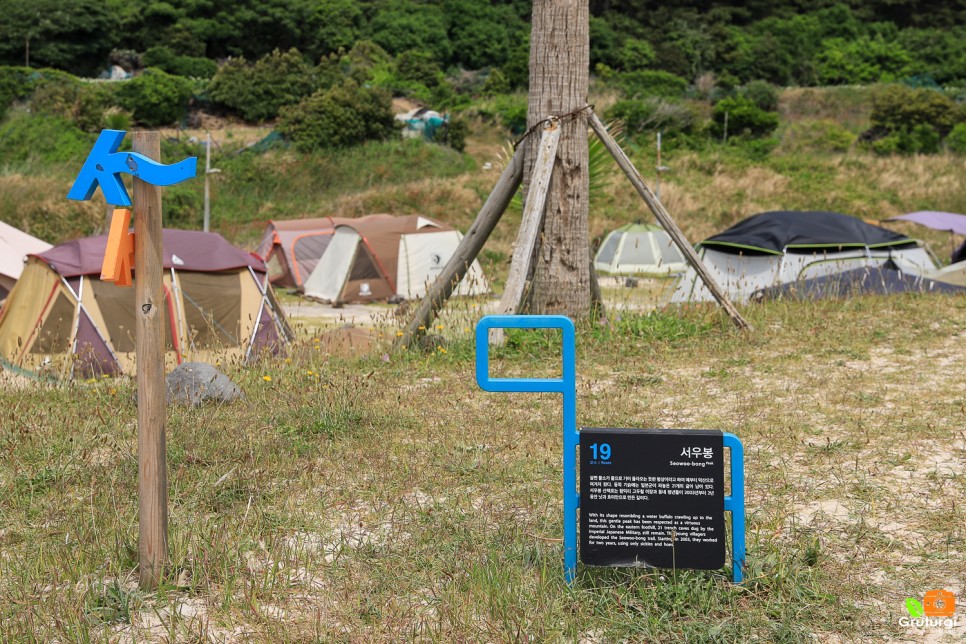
[166,362,243,407]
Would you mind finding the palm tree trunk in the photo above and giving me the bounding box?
[521,0,591,316]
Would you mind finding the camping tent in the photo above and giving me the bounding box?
[0,221,52,300]
[885,211,966,263]
[927,260,966,287]
[594,223,687,275]
[670,211,938,304]
[752,260,965,301]
[302,214,489,304]
[0,229,293,378]
[255,217,356,290]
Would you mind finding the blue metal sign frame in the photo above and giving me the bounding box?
[475,314,746,584]
[67,130,197,207]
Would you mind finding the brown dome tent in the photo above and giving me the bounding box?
[301,214,489,304]
[0,229,293,378]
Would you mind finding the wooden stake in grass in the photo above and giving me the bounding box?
[132,131,168,590]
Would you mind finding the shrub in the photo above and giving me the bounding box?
[276,79,395,152]
[142,46,217,79]
[712,95,779,139]
[871,124,941,155]
[440,115,467,152]
[0,66,38,118]
[606,98,700,142]
[868,84,959,137]
[480,69,510,97]
[209,49,316,123]
[780,119,856,153]
[946,123,966,154]
[618,70,688,99]
[740,80,780,112]
[0,112,95,165]
[617,38,656,72]
[116,68,193,126]
[816,37,913,85]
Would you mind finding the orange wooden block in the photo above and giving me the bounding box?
[101,208,135,287]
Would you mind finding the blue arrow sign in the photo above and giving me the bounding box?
[67,130,197,207]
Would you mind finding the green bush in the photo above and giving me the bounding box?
[440,115,467,152]
[208,49,317,123]
[868,84,960,137]
[606,98,701,142]
[780,119,856,153]
[0,112,95,165]
[871,124,941,155]
[276,79,395,152]
[946,123,966,154]
[142,46,217,79]
[712,95,779,139]
[477,93,527,135]
[0,66,37,119]
[116,68,193,126]
[480,69,510,97]
[816,37,913,85]
[740,80,780,112]
[618,70,688,99]
[618,38,656,72]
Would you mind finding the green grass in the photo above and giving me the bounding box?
[1,293,964,641]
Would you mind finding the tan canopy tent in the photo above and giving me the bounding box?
[0,229,293,378]
[302,214,489,304]
[0,221,52,300]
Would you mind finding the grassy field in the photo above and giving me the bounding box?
[1,87,965,641]
[0,295,964,642]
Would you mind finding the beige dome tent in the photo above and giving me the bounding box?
[0,221,52,300]
[0,229,293,379]
[302,214,489,304]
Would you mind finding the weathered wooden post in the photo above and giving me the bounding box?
[67,129,196,590]
[132,132,168,589]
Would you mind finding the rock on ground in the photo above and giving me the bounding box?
[166,362,243,407]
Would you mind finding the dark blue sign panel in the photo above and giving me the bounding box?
[580,428,725,570]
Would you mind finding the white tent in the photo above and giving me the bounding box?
[302,214,489,304]
[0,221,52,299]
[595,223,687,275]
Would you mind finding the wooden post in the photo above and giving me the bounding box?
[587,112,752,331]
[397,145,524,349]
[132,131,168,590]
[497,119,561,316]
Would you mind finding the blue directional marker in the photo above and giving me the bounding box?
[67,130,197,207]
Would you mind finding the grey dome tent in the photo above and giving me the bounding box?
[594,223,687,275]
[752,259,965,301]
[670,211,939,304]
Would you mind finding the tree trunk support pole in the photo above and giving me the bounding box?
[396,144,525,350]
[588,111,751,331]
[497,119,561,317]
[133,131,168,590]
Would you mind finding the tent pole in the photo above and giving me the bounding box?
[587,110,752,331]
[396,145,525,350]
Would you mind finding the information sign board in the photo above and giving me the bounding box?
[580,428,725,570]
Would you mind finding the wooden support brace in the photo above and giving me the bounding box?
[396,144,525,349]
[587,111,751,331]
[497,119,561,317]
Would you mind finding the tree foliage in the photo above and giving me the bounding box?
[208,49,317,122]
[276,79,395,152]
